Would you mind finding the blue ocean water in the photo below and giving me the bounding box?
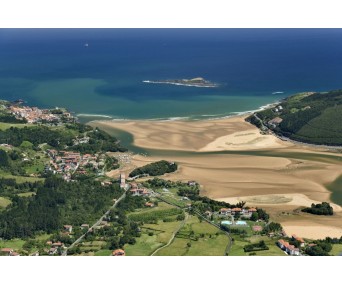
[1,29,342,120]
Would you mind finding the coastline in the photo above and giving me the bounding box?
[89,114,342,239]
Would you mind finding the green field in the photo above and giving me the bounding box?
[229,235,286,256]
[155,215,229,256]
[79,240,107,253]
[0,170,44,183]
[0,122,35,130]
[125,220,182,256]
[0,239,26,251]
[94,249,112,256]
[330,244,342,256]
[0,196,11,209]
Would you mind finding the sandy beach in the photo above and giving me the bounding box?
[90,115,342,239]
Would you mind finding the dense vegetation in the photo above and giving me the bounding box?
[0,124,127,153]
[129,160,177,177]
[244,240,269,252]
[248,90,342,145]
[0,112,26,124]
[0,176,124,239]
[302,202,333,215]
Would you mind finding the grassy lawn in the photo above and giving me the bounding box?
[79,240,107,253]
[0,239,26,250]
[229,235,286,256]
[155,215,229,256]
[125,233,162,256]
[34,233,53,242]
[94,249,112,256]
[187,234,228,256]
[125,220,182,256]
[24,160,47,175]
[330,244,342,256]
[0,122,35,130]
[0,196,11,209]
[127,201,174,216]
[154,238,189,256]
[0,170,44,183]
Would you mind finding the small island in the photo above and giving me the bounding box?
[143,77,219,88]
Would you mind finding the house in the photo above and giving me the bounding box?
[292,234,305,247]
[112,249,125,256]
[231,208,242,215]
[10,252,20,256]
[63,225,73,233]
[204,210,212,217]
[30,251,40,256]
[187,181,197,186]
[0,248,14,256]
[49,247,58,255]
[219,208,231,215]
[145,202,154,207]
[130,188,151,196]
[52,242,63,247]
[268,117,283,128]
[81,224,90,230]
[277,239,300,256]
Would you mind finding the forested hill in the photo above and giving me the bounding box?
[247,90,342,146]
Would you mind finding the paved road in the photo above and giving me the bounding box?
[62,190,127,256]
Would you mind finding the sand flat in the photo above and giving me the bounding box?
[282,225,342,239]
[92,115,289,151]
[91,115,342,237]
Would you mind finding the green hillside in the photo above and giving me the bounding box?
[247,90,342,146]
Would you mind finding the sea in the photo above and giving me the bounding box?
[1,29,342,122]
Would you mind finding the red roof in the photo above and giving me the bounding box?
[232,208,242,211]
[112,249,125,256]
[1,248,13,252]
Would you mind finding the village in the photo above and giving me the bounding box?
[45,149,107,181]
[8,104,75,125]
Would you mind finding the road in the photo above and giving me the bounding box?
[62,190,127,256]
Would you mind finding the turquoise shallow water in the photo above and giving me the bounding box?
[2,29,342,120]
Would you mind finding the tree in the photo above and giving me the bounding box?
[20,140,33,150]
[0,149,10,168]
[250,212,259,221]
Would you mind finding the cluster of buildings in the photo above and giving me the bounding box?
[8,105,74,124]
[46,149,104,181]
[129,182,152,197]
[218,207,257,218]
[277,234,306,256]
[0,248,20,256]
[46,241,66,255]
